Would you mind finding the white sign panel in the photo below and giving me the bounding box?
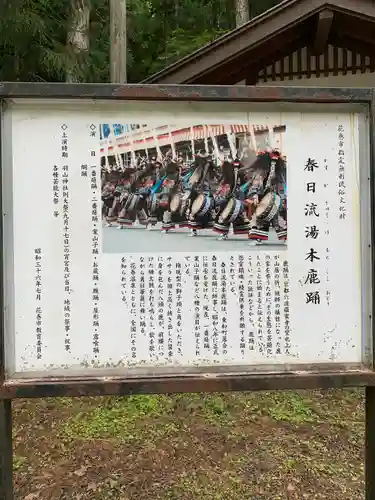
[2,100,371,378]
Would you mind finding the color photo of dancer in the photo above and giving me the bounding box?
[247,149,287,244]
[100,120,288,253]
[213,159,250,240]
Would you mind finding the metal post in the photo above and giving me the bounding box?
[0,399,13,500]
[366,387,375,499]
[368,90,375,500]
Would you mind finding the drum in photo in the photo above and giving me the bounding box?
[126,193,141,212]
[189,167,203,186]
[218,197,244,225]
[180,191,192,214]
[117,193,140,226]
[118,191,130,209]
[148,194,160,214]
[170,193,182,213]
[255,192,282,222]
[170,191,191,215]
[190,193,214,218]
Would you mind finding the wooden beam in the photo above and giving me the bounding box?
[314,9,334,55]
[216,34,311,85]
[338,25,375,48]
[255,37,311,75]
[245,73,258,85]
[334,13,375,47]
[193,26,312,85]
[330,33,375,57]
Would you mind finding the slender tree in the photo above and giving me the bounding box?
[110,0,127,83]
[235,0,250,27]
[66,0,91,82]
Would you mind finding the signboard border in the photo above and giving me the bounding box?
[0,83,374,399]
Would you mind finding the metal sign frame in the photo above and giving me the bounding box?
[0,83,374,499]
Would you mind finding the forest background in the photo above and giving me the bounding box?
[2,0,282,84]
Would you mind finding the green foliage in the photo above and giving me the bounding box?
[63,394,173,440]
[0,0,282,82]
[0,0,68,81]
[13,455,27,471]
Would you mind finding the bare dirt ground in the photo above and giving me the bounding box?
[13,389,364,500]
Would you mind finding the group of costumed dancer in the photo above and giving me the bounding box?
[102,147,287,244]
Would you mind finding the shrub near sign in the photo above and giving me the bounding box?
[0,84,374,500]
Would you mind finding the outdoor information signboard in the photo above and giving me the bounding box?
[0,84,374,499]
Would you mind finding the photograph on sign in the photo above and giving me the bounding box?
[100,122,287,253]
[1,99,369,379]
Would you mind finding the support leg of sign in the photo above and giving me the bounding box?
[0,399,13,500]
[366,387,375,499]
[368,92,375,500]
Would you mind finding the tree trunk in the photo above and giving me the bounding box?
[110,0,127,83]
[175,0,179,28]
[235,0,250,27]
[66,0,91,83]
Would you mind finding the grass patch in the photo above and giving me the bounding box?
[265,392,318,424]
[60,390,361,441]
[210,391,320,425]
[13,455,27,471]
[63,394,173,441]
[172,393,241,426]
[196,394,235,425]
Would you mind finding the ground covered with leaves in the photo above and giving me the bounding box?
[13,389,364,499]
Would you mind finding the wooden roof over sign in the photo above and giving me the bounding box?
[142,0,375,85]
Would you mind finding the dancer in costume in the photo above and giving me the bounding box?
[212,159,249,240]
[163,155,201,233]
[247,149,287,244]
[102,180,116,222]
[104,171,127,226]
[115,169,137,228]
[160,162,188,232]
[143,159,165,228]
[116,165,156,228]
[186,154,220,236]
